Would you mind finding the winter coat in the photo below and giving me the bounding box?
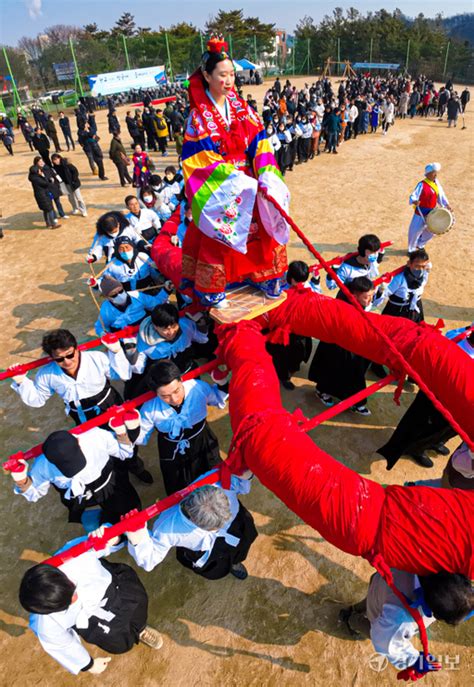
[52,159,81,191]
[32,133,50,153]
[28,166,54,212]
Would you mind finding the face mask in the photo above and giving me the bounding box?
[119,250,133,261]
[108,229,119,238]
[411,268,423,278]
[143,195,153,203]
[110,291,128,305]
[367,253,378,263]
[266,128,273,135]
[152,185,163,193]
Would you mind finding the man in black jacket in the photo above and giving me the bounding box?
[32,128,52,166]
[45,115,62,152]
[58,111,75,151]
[86,132,108,180]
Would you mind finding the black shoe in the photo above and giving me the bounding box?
[134,469,154,484]
[230,563,248,580]
[431,443,450,456]
[370,363,387,379]
[410,453,434,468]
[281,380,295,390]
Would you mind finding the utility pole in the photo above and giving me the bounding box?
[69,37,84,97]
[443,41,450,77]
[2,47,23,112]
[369,37,373,63]
[165,32,173,82]
[405,38,410,72]
[122,35,131,70]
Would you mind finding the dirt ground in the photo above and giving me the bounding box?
[0,76,473,686]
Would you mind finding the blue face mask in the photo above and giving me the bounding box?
[367,253,378,263]
[411,268,424,278]
[119,250,133,261]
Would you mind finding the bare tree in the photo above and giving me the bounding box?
[43,24,82,44]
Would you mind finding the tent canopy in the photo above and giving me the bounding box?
[235,58,261,71]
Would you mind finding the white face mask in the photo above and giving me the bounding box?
[110,291,128,305]
[108,229,119,238]
[143,195,153,203]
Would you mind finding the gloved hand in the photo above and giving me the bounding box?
[101,336,121,354]
[10,458,29,483]
[121,509,149,544]
[87,276,98,288]
[211,365,231,386]
[109,414,127,436]
[89,525,120,547]
[10,364,27,385]
[397,653,442,681]
[326,278,337,290]
[86,254,97,264]
[164,280,174,293]
[170,235,180,246]
[88,657,111,674]
[123,409,141,431]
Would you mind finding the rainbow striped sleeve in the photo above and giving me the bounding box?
[248,128,284,182]
[181,110,258,253]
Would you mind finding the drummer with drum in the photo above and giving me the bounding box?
[407,162,453,252]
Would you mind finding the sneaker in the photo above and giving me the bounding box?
[230,562,248,580]
[315,389,334,407]
[72,209,81,215]
[81,211,88,217]
[410,453,434,468]
[52,223,61,229]
[351,405,371,416]
[430,442,450,456]
[139,626,163,650]
[100,176,109,181]
[281,380,295,390]
[61,215,70,219]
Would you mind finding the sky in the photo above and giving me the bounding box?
[1,0,472,45]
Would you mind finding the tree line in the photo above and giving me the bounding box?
[0,8,472,93]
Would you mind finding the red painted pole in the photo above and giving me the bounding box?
[3,359,219,471]
[0,325,140,382]
[299,375,396,432]
[309,240,393,274]
[43,468,225,567]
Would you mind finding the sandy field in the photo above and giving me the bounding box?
[0,76,473,687]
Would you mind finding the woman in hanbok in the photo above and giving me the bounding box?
[181,36,290,308]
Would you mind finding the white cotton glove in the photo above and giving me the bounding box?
[10,365,27,385]
[10,458,29,483]
[164,280,174,293]
[86,254,97,264]
[87,276,98,288]
[89,526,120,548]
[210,365,231,386]
[101,336,122,354]
[88,657,111,674]
[109,414,127,436]
[124,409,141,431]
